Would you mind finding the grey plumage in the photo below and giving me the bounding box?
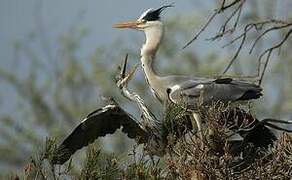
[114,6,263,137]
[166,77,262,110]
[52,5,291,169]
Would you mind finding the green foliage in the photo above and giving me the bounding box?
[23,138,59,180]
[11,109,292,179]
[16,139,163,179]
[1,0,292,175]
[79,145,121,180]
[163,101,194,143]
[123,148,163,180]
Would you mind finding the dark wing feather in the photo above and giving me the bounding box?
[53,103,147,164]
[214,78,233,84]
[221,108,276,170]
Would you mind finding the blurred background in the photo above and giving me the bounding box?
[0,0,291,174]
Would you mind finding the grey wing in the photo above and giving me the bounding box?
[53,103,147,165]
[168,78,262,109]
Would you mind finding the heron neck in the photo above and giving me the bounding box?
[140,25,165,100]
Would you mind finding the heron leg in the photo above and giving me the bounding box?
[192,112,203,140]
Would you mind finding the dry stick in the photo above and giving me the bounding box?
[258,50,272,85]
[249,22,292,54]
[182,11,217,49]
[221,20,284,76]
[222,32,246,48]
[207,0,244,41]
[183,0,244,49]
[221,20,273,48]
[221,25,252,75]
[262,122,292,133]
[262,118,292,124]
[220,0,242,11]
[258,29,292,84]
[219,0,227,10]
[222,20,285,49]
[232,2,243,30]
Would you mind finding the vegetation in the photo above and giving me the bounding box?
[7,111,292,179]
[1,0,292,179]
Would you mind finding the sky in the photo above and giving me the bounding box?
[1,0,291,118]
[1,0,290,119]
[0,0,199,69]
[0,0,213,117]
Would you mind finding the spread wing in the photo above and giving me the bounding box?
[204,107,277,170]
[168,78,262,109]
[53,102,148,165]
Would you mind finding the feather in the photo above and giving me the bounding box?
[53,102,147,164]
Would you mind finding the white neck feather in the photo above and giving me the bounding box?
[141,23,164,57]
[140,21,164,75]
[140,21,165,101]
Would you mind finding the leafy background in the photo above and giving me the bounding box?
[0,0,291,175]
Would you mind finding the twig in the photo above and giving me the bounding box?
[183,0,245,49]
[221,20,292,76]
[220,0,242,11]
[184,0,292,85]
[207,0,244,41]
[221,24,252,74]
[258,28,292,84]
[258,50,272,85]
[249,22,292,54]
[182,11,218,49]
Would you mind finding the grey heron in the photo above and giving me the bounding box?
[113,5,263,138]
[51,6,292,166]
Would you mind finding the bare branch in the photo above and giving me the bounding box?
[183,0,246,49]
[219,0,242,11]
[221,24,251,74]
[258,28,292,84]
[207,0,244,41]
[182,11,217,49]
[184,0,292,83]
[249,22,292,54]
[221,19,292,77]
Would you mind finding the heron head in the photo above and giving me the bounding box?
[113,5,173,31]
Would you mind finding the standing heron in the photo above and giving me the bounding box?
[113,5,263,137]
[51,6,292,167]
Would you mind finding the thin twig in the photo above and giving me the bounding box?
[249,22,292,54]
[207,0,244,41]
[220,0,242,11]
[183,0,245,49]
[182,11,218,49]
[222,24,252,74]
[258,28,292,84]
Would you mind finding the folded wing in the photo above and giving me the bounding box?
[168,78,262,109]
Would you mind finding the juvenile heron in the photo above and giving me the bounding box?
[113,5,263,137]
[53,57,164,164]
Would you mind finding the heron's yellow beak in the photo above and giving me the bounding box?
[113,20,144,29]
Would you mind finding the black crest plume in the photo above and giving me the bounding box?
[142,4,173,21]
